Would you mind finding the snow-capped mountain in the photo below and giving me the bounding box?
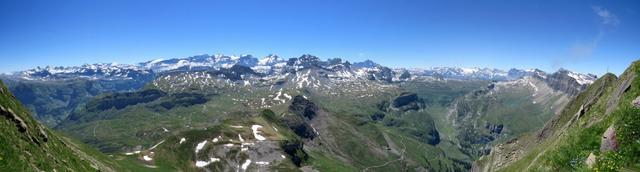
[407,67,597,86]
[408,67,509,81]
[2,54,597,88]
[8,63,153,81]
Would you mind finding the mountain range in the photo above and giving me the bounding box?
[2,54,633,172]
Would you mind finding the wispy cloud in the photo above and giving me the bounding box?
[592,6,620,26]
[553,6,620,70]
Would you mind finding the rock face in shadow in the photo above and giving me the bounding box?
[282,95,318,139]
[391,92,421,112]
[280,139,308,167]
[288,95,318,120]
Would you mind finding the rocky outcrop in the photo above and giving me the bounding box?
[600,125,618,152]
[545,70,586,96]
[1,105,28,133]
[632,96,640,108]
[370,112,385,121]
[281,139,308,167]
[281,115,317,139]
[289,95,318,120]
[391,92,421,112]
[585,152,597,169]
[606,72,635,114]
[485,123,504,135]
[282,95,319,139]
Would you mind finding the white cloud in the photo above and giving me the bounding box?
[592,6,620,26]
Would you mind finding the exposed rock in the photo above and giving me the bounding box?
[38,127,49,142]
[370,112,385,121]
[0,105,28,133]
[545,70,586,96]
[283,96,319,139]
[289,95,317,120]
[399,70,411,80]
[485,123,504,135]
[632,96,640,108]
[391,92,421,112]
[585,152,597,169]
[281,115,317,139]
[600,126,618,152]
[281,139,308,167]
[607,73,635,114]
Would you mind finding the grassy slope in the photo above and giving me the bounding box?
[0,80,125,171]
[486,61,640,171]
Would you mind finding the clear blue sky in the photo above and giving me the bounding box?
[1,0,639,75]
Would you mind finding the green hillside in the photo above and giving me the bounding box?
[474,61,640,171]
[0,80,124,171]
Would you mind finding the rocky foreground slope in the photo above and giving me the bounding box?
[473,61,640,171]
[0,80,121,171]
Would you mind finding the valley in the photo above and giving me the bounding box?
[0,54,616,171]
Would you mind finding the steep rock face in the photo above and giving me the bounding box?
[282,95,318,139]
[545,69,588,96]
[289,95,318,120]
[391,92,421,112]
[281,139,308,167]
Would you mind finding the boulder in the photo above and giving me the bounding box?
[585,152,597,169]
[600,126,618,152]
[632,96,640,108]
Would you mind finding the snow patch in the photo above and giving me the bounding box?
[255,161,269,165]
[567,72,595,85]
[179,138,186,144]
[251,125,266,141]
[143,155,153,161]
[149,140,165,150]
[241,159,252,170]
[195,157,220,167]
[195,140,208,153]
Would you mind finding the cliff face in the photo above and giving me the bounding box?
[472,61,640,172]
[544,70,588,96]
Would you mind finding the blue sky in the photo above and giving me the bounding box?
[1,0,639,75]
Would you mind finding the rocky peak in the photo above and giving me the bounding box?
[544,69,592,96]
[352,60,379,68]
[258,54,283,66]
